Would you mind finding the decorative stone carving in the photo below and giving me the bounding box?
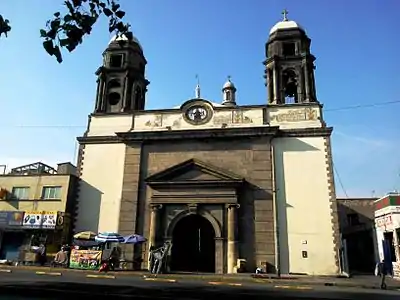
[150,204,163,211]
[172,117,182,128]
[270,107,317,122]
[187,203,198,214]
[213,114,232,125]
[226,203,240,210]
[232,110,253,124]
[145,115,163,127]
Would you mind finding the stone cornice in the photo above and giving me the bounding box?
[76,126,333,144]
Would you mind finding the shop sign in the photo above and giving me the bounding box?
[69,249,102,270]
[22,211,58,229]
[375,215,393,228]
[0,211,24,228]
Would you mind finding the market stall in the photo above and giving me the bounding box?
[68,231,102,270]
[69,239,104,270]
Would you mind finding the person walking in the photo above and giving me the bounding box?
[377,260,388,290]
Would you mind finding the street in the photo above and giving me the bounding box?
[0,269,399,299]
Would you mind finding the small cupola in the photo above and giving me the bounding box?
[222,76,237,106]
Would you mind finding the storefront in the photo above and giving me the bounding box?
[0,211,25,261]
[374,193,400,279]
[0,210,71,263]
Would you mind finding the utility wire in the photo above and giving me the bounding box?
[0,99,399,129]
[333,163,349,198]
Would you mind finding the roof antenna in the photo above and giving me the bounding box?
[195,74,201,98]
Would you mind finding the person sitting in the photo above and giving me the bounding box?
[51,248,68,268]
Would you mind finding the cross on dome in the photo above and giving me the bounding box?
[282,9,289,21]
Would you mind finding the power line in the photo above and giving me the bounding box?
[325,100,400,112]
[333,163,349,198]
[0,99,399,129]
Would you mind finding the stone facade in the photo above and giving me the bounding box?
[74,14,341,275]
[118,134,275,273]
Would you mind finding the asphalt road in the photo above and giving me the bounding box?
[0,269,399,300]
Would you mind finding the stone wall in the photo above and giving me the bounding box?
[120,136,275,272]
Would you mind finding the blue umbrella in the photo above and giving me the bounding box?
[122,234,147,244]
[95,232,125,243]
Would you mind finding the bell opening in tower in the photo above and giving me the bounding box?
[283,69,298,104]
[110,54,123,68]
[282,43,296,56]
[108,92,121,106]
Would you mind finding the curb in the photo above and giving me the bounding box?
[86,274,115,279]
[1,266,399,291]
[35,271,62,276]
[0,269,12,273]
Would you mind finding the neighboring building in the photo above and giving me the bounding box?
[374,193,400,279]
[337,198,378,274]
[75,12,340,275]
[0,162,78,261]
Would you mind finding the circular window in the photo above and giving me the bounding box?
[108,92,121,105]
[183,104,213,125]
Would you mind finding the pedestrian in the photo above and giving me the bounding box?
[377,259,388,290]
[38,244,47,266]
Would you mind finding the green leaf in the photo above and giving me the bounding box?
[72,0,82,7]
[111,3,120,12]
[103,8,112,17]
[43,39,55,56]
[53,45,63,63]
[64,14,73,22]
[115,11,125,19]
[54,12,61,18]
[40,29,47,37]
[65,1,74,12]
[59,38,70,46]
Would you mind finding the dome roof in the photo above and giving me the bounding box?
[269,19,304,35]
[223,80,235,89]
[108,33,142,50]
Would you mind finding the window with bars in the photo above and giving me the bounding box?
[41,186,62,200]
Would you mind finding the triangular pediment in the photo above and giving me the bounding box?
[145,158,243,184]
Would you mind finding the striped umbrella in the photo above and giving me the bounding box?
[73,231,97,240]
[122,234,147,244]
[95,232,125,243]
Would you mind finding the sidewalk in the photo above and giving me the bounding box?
[1,264,400,291]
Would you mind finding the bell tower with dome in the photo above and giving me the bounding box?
[94,34,150,114]
[264,9,318,105]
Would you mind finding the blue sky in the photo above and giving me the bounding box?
[0,0,399,197]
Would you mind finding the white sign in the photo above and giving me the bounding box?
[375,215,393,228]
[42,212,57,229]
[22,211,58,229]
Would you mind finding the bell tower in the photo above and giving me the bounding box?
[94,33,150,114]
[264,10,318,105]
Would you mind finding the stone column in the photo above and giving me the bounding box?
[272,65,279,104]
[98,77,106,111]
[303,61,310,102]
[227,204,240,274]
[121,74,129,112]
[149,204,162,248]
[267,68,274,104]
[94,78,101,112]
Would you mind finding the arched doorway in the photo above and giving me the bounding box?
[170,214,215,273]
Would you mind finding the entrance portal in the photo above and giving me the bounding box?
[170,214,215,273]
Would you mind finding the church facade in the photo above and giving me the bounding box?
[74,14,341,275]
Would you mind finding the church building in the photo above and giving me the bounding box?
[75,12,341,275]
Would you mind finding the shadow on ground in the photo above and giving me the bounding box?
[1,281,399,300]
